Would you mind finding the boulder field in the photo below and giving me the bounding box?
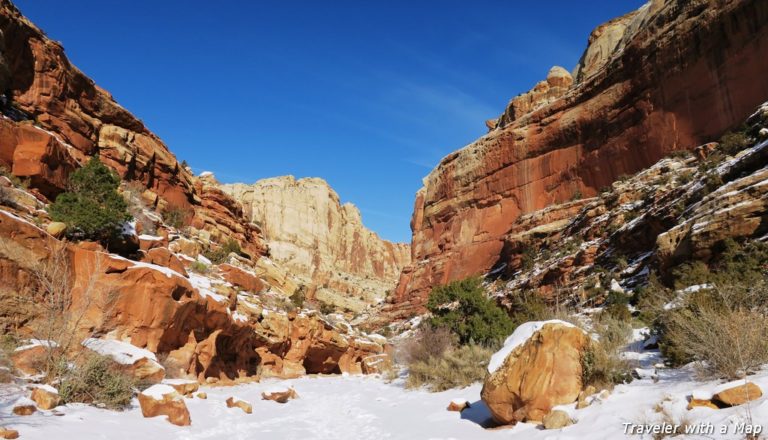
[393,0,768,315]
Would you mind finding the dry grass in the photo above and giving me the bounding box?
[58,352,135,410]
[666,301,768,380]
[405,344,493,392]
[397,325,491,392]
[396,326,455,365]
[582,312,633,390]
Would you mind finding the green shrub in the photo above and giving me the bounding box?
[319,302,335,315]
[667,149,692,159]
[405,344,493,392]
[507,290,552,328]
[48,157,131,241]
[426,277,515,347]
[718,131,751,156]
[290,285,306,309]
[203,239,243,264]
[189,261,209,274]
[59,353,135,409]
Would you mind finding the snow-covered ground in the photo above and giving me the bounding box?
[3,331,768,439]
[2,369,768,440]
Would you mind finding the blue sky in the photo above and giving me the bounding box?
[15,0,644,243]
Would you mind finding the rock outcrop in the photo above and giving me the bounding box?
[0,202,389,383]
[0,0,267,259]
[481,322,589,425]
[221,176,410,312]
[394,0,768,315]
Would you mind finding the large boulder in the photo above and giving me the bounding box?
[713,382,763,407]
[137,385,191,426]
[481,321,590,425]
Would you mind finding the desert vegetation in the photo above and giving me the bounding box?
[48,156,131,242]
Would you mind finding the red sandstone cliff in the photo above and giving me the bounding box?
[393,0,768,315]
[0,0,265,257]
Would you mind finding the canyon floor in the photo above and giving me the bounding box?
[3,331,768,440]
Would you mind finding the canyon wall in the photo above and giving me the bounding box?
[394,0,768,315]
[0,0,266,257]
[221,176,410,312]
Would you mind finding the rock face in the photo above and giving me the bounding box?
[0,0,267,259]
[394,0,768,314]
[0,206,389,383]
[481,322,589,425]
[221,177,410,311]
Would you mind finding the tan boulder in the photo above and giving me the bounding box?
[30,386,60,410]
[163,380,199,397]
[12,405,36,416]
[141,247,188,277]
[11,344,47,376]
[0,428,19,439]
[713,382,762,407]
[196,392,208,399]
[481,322,589,425]
[447,399,470,412]
[45,221,67,238]
[226,397,253,414]
[542,410,573,430]
[687,398,719,410]
[262,387,298,404]
[137,385,191,426]
[220,264,264,293]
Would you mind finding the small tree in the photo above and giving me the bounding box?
[49,157,131,241]
[426,277,515,347]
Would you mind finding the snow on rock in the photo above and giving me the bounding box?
[82,338,157,364]
[31,384,58,395]
[488,320,578,373]
[14,339,58,352]
[141,384,177,400]
[188,273,228,303]
[197,254,212,265]
[138,234,163,241]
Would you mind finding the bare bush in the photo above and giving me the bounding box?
[666,290,768,380]
[396,326,456,365]
[405,344,493,392]
[582,312,633,390]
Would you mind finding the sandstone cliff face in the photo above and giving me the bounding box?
[394,0,768,315]
[221,176,410,312]
[0,0,266,258]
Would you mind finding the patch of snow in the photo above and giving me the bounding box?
[119,220,136,237]
[31,384,58,394]
[488,320,578,373]
[107,254,186,280]
[232,311,248,323]
[199,171,214,178]
[137,234,163,241]
[141,384,176,400]
[188,273,228,303]
[14,339,59,352]
[197,254,212,265]
[82,338,157,364]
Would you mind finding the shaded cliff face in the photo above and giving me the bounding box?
[394,0,768,314]
[221,176,410,312]
[0,0,265,257]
